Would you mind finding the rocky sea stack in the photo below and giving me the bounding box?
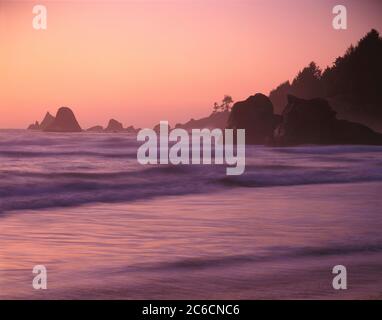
[227,93,281,144]
[44,107,82,132]
[27,112,55,130]
[125,125,139,134]
[86,125,104,132]
[27,121,40,130]
[39,112,55,130]
[105,119,124,132]
[273,95,382,146]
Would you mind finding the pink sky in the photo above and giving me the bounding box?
[1,0,382,129]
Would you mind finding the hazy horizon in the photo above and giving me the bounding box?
[1,0,382,129]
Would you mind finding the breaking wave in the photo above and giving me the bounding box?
[1,130,382,213]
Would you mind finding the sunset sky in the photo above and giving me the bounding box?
[1,0,382,129]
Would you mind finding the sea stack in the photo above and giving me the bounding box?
[86,125,104,132]
[125,125,139,134]
[273,95,382,146]
[27,121,40,130]
[227,93,281,144]
[27,111,55,130]
[44,107,82,132]
[39,112,55,130]
[105,119,124,132]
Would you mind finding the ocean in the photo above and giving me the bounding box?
[1,129,382,299]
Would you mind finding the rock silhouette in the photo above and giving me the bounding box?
[86,125,104,132]
[44,107,82,132]
[153,123,162,133]
[125,125,139,134]
[105,119,124,132]
[39,112,55,130]
[227,93,281,144]
[273,95,382,146]
[27,121,40,130]
[175,111,229,130]
[27,112,55,130]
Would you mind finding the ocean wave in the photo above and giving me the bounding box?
[272,145,382,155]
[0,165,220,213]
[1,131,382,214]
[1,164,382,213]
[218,168,382,188]
[0,150,137,158]
[109,242,382,273]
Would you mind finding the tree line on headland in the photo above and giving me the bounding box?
[269,29,382,130]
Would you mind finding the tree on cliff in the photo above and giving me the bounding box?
[270,62,323,114]
[213,95,234,113]
[321,29,382,103]
[291,62,323,99]
[269,29,382,117]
